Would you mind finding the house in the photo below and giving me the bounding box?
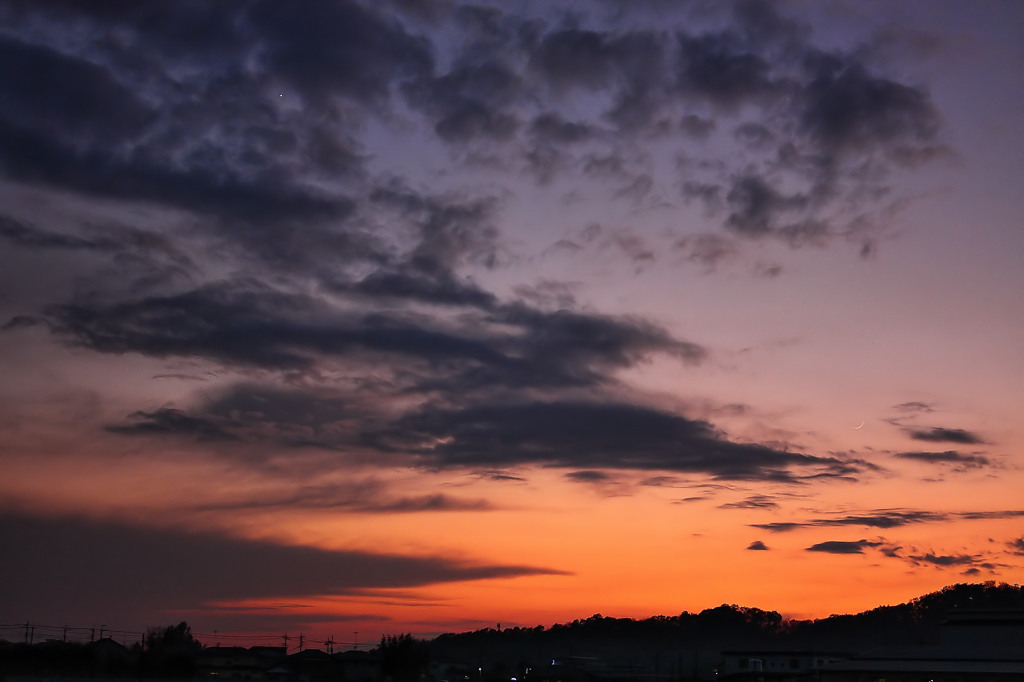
[817,610,1024,681]
[718,649,850,680]
[198,645,270,680]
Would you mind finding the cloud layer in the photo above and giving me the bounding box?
[0,511,563,624]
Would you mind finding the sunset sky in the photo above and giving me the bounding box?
[1,0,1023,646]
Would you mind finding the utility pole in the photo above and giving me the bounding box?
[139,632,147,682]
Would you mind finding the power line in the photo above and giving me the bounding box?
[0,622,347,648]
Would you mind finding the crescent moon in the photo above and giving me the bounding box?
[852,421,865,430]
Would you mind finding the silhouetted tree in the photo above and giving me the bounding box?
[379,633,428,682]
[144,622,201,677]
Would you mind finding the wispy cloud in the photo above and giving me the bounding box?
[895,450,991,469]
[909,552,978,567]
[753,509,947,532]
[719,495,780,510]
[806,539,884,554]
[753,508,1024,532]
[192,482,494,514]
[907,427,986,445]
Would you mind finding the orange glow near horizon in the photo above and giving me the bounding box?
[4,442,1023,629]
[7,451,1015,640]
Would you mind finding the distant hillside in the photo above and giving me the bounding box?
[427,582,1024,676]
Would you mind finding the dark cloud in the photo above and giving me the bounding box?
[908,427,985,444]
[48,280,699,389]
[679,180,723,211]
[0,112,356,233]
[1007,538,1024,556]
[895,450,991,468]
[582,153,632,180]
[679,114,716,138]
[678,34,778,110]
[529,29,662,95]
[753,261,783,278]
[0,34,155,145]
[733,122,775,148]
[723,175,826,244]
[403,58,521,142]
[732,0,809,48]
[106,408,239,442]
[0,215,195,291]
[366,399,870,482]
[614,174,655,204]
[640,475,683,488]
[750,522,802,533]
[512,280,578,310]
[78,290,715,457]
[6,1,249,62]
[0,4,388,280]
[835,510,948,527]
[565,470,613,483]
[0,23,357,237]
[195,483,493,514]
[364,185,502,280]
[797,53,941,158]
[204,384,354,430]
[469,304,705,389]
[893,401,934,413]
[719,495,779,510]
[249,0,433,108]
[45,281,366,370]
[1,314,41,332]
[530,112,594,145]
[0,215,119,252]
[0,0,948,269]
[107,384,367,451]
[485,472,527,483]
[670,33,941,242]
[909,553,978,567]
[530,29,667,132]
[755,508,1024,533]
[746,540,769,551]
[0,510,565,625]
[753,509,948,532]
[0,1,959,504]
[531,13,935,241]
[806,539,882,554]
[959,510,1024,521]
